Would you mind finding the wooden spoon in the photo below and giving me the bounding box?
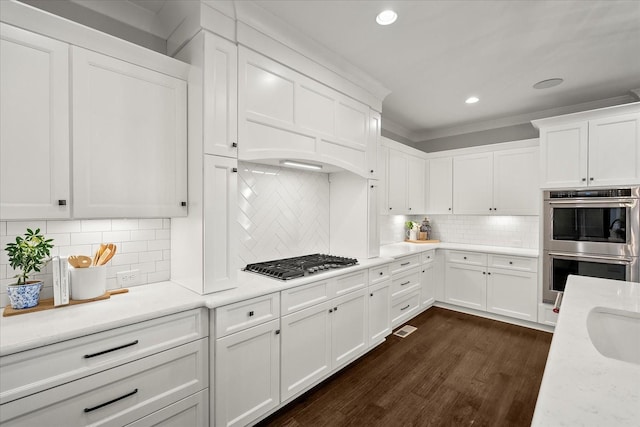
[93,243,106,266]
[68,255,92,268]
[99,244,117,265]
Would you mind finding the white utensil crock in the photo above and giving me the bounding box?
[70,266,106,300]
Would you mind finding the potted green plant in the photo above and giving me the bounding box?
[405,221,418,240]
[5,228,54,309]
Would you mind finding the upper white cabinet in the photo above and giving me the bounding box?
[534,103,640,188]
[0,24,70,220]
[427,157,453,214]
[238,48,377,178]
[453,146,539,215]
[203,32,238,158]
[386,147,426,214]
[72,47,187,218]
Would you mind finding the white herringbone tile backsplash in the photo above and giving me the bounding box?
[237,162,330,266]
[0,219,171,307]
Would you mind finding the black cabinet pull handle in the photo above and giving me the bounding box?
[400,304,410,311]
[582,178,586,182]
[334,306,338,311]
[232,142,238,148]
[84,340,139,358]
[248,311,254,317]
[482,271,486,275]
[370,169,374,173]
[379,272,383,276]
[84,389,138,413]
[58,199,67,206]
[232,167,238,173]
[463,257,467,260]
[488,272,491,275]
[448,207,452,211]
[275,329,280,335]
[400,262,410,266]
[590,177,594,181]
[370,293,374,297]
[180,201,187,207]
[509,261,513,265]
[329,308,333,313]
[400,281,410,286]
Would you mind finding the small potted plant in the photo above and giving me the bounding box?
[405,221,419,241]
[5,228,54,309]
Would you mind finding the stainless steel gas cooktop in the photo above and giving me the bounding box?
[244,254,358,280]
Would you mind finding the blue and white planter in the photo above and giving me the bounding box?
[7,281,43,309]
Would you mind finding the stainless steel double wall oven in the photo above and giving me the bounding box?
[543,187,640,303]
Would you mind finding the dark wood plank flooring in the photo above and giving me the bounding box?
[258,307,552,427]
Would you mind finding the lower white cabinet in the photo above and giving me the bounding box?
[421,259,436,307]
[214,319,280,427]
[368,280,391,346]
[280,289,367,402]
[486,268,537,321]
[0,309,208,427]
[445,262,487,310]
[126,390,208,427]
[391,289,421,328]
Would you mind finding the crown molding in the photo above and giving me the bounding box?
[380,117,414,142]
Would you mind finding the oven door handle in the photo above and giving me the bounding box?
[547,200,635,208]
[548,252,633,263]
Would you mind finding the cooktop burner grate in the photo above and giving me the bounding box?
[244,254,358,280]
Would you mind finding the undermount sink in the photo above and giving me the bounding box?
[587,307,640,365]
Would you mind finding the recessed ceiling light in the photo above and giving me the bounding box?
[533,78,564,89]
[465,96,479,104]
[376,10,397,25]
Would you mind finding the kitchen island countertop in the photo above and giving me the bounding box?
[532,275,640,426]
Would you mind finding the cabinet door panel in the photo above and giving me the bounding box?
[215,320,280,427]
[487,269,537,321]
[280,302,331,401]
[368,281,391,345]
[125,390,208,427]
[407,156,425,213]
[588,113,640,186]
[540,123,587,188]
[335,99,368,150]
[297,84,334,135]
[331,289,367,369]
[445,263,486,310]
[204,33,237,157]
[453,153,493,214]
[493,147,539,215]
[368,110,381,179]
[387,149,408,213]
[244,63,294,125]
[428,157,453,214]
[72,47,187,218]
[421,262,436,307]
[204,155,237,293]
[0,24,70,219]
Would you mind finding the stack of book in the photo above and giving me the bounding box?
[51,256,70,306]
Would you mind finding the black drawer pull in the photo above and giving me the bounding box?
[400,281,410,286]
[400,262,410,266]
[248,311,254,317]
[370,293,374,297]
[400,304,410,311]
[379,272,384,276]
[463,256,467,260]
[84,340,139,358]
[509,261,513,265]
[84,389,138,413]
[275,329,280,335]
[334,306,338,312]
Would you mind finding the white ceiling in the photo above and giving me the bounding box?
[251,0,640,141]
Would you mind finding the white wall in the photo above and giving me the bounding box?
[0,219,171,307]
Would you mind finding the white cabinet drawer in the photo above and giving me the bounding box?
[281,279,333,315]
[446,251,487,266]
[369,264,390,285]
[488,254,537,272]
[391,270,420,299]
[0,308,207,404]
[215,293,280,338]
[391,289,421,328]
[335,270,368,297]
[125,390,208,427]
[0,339,208,427]
[390,255,421,275]
[421,250,435,264]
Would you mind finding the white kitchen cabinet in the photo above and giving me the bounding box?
[72,46,187,218]
[534,103,640,188]
[453,147,539,215]
[386,148,425,214]
[280,287,367,402]
[329,173,379,259]
[427,157,453,214]
[215,319,280,427]
[203,32,238,158]
[486,268,537,322]
[0,309,208,427]
[126,390,208,427]
[280,301,332,401]
[238,47,374,177]
[0,24,70,220]
[453,152,493,215]
[420,251,436,307]
[493,147,539,215]
[368,280,391,346]
[391,289,421,328]
[368,110,382,179]
[378,145,389,215]
[445,262,487,310]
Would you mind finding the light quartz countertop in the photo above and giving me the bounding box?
[1,243,535,356]
[532,275,640,426]
[380,241,539,258]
